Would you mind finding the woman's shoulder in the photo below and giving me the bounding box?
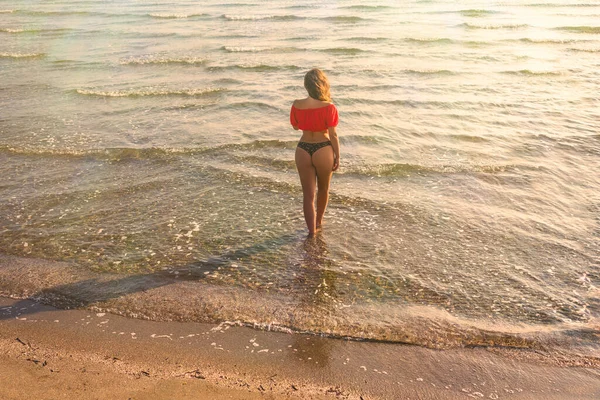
[292,98,334,110]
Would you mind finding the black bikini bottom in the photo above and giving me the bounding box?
[297,141,332,156]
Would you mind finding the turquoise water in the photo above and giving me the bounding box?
[1,0,599,359]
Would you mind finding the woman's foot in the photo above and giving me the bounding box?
[308,225,324,237]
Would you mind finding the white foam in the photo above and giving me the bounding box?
[149,13,190,19]
[223,14,274,21]
[0,52,44,58]
[223,46,272,53]
[119,56,207,65]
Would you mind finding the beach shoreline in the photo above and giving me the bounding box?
[1,296,599,400]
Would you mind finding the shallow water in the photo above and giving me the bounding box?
[1,0,599,359]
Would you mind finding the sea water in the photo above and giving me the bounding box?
[0,0,598,360]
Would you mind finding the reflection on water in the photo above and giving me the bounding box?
[300,235,338,306]
[292,235,337,369]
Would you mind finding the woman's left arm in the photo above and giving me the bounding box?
[328,126,340,171]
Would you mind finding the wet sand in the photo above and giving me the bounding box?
[1,297,599,400]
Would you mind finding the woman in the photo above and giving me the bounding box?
[290,69,340,236]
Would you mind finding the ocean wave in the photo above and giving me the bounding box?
[13,9,154,19]
[212,78,243,85]
[448,134,489,143]
[465,40,493,47]
[208,64,302,72]
[2,254,597,359]
[207,34,260,39]
[19,9,174,19]
[339,97,527,112]
[218,101,282,112]
[50,59,105,69]
[211,140,297,154]
[230,154,296,170]
[524,3,600,7]
[403,69,457,76]
[404,37,455,44]
[459,9,499,17]
[461,23,529,30]
[74,87,225,98]
[554,13,600,18]
[115,31,180,39]
[517,38,580,44]
[339,134,384,145]
[501,69,562,76]
[222,14,303,21]
[319,47,369,55]
[339,5,394,11]
[119,55,207,65]
[14,10,97,17]
[282,35,319,42]
[567,47,600,53]
[219,2,261,7]
[322,16,368,23]
[0,140,298,160]
[339,162,511,177]
[221,46,273,53]
[148,13,206,19]
[403,37,493,48]
[336,83,403,92]
[220,46,299,54]
[0,52,45,59]
[345,36,389,43]
[555,26,600,34]
[0,27,73,34]
[0,145,206,161]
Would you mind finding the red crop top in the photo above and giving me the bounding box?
[290,103,339,132]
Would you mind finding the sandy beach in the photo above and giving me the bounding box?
[1,295,599,400]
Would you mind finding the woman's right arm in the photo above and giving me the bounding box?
[290,103,299,130]
[328,126,340,171]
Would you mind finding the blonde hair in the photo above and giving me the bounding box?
[304,68,331,102]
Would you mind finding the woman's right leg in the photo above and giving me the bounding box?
[311,146,334,229]
[295,147,317,235]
